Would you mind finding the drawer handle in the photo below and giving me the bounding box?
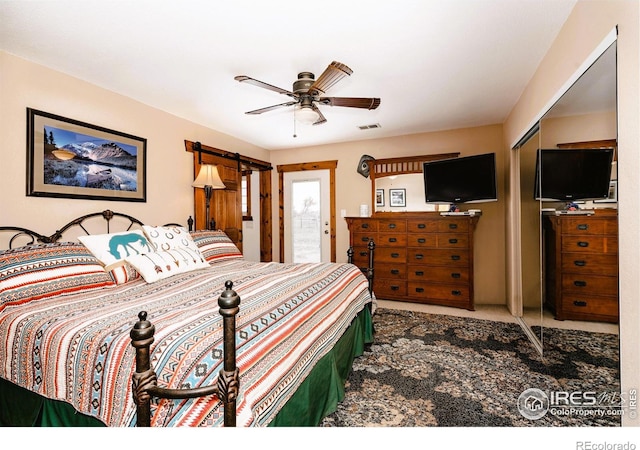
[418,224,426,229]
[361,236,370,242]
[418,238,426,243]
[415,287,425,293]
[451,255,461,261]
[577,224,589,230]
[574,280,587,287]
[391,285,400,291]
[389,237,397,243]
[451,290,462,296]
[449,238,458,244]
[449,223,458,229]
[573,300,587,307]
[415,271,424,276]
[574,260,586,267]
[362,223,369,229]
[391,252,400,258]
[451,273,461,279]
[391,269,400,275]
[388,223,397,229]
[415,254,424,260]
[359,251,368,257]
[577,241,589,248]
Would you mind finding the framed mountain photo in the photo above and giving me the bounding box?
[26,108,147,202]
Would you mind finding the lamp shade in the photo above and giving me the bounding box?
[295,105,320,125]
[192,164,226,189]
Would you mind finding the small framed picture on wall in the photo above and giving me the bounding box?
[389,188,406,207]
[375,189,385,207]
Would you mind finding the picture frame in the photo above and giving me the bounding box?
[594,180,618,203]
[375,188,385,207]
[389,188,406,207]
[26,108,147,202]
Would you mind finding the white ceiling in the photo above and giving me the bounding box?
[0,0,580,151]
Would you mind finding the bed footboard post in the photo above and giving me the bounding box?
[130,311,157,427]
[347,246,354,264]
[217,280,241,427]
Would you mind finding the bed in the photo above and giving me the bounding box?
[0,210,375,427]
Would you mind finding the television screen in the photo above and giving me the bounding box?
[534,148,614,201]
[423,153,497,204]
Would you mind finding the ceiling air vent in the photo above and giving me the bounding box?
[358,123,381,130]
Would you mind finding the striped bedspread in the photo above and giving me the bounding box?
[0,259,372,426]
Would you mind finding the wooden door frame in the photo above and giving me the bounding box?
[277,160,338,263]
[185,140,273,262]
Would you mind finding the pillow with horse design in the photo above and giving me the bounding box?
[78,230,152,283]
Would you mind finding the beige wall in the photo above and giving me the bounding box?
[269,124,507,305]
[503,0,639,426]
[0,51,270,231]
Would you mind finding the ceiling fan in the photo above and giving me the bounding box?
[234,61,381,125]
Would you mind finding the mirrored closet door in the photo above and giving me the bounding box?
[515,39,618,355]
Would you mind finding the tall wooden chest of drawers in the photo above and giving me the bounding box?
[542,209,619,323]
[346,212,479,310]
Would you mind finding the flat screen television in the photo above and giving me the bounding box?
[423,153,497,205]
[534,148,614,201]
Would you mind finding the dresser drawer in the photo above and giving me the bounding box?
[378,232,408,247]
[409,248,469,266]
[561,252,618,276]
[561,274,618,296]
[408,234,437,247]
[437,220,469,233]
[351,246,373,266]
[376,247,407,263]
[374,279,407,297]
[351,220,378,232]
[561,236,618,254]
[407,220,438,233]
[378,220,406,232]
[352,232,376,246]
[561,218,618,235]
[561,294,619,318]
[408,282,470,301]
[435,233,469,248]
[407,265,469,283]
[376,263,407,279]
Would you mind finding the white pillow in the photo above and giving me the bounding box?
[78,230,154,283]
[142,225,201,254]
[125,248,209,283]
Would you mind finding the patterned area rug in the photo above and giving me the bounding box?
[320,308,621,427]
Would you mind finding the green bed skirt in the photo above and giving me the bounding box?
[0,306,373,427]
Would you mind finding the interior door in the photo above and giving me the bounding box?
[283,170,331,263]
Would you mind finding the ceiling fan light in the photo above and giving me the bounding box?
[296,105,320,125]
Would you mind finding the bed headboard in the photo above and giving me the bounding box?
[0,210,192,250]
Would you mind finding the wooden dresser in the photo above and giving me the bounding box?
[542,208,619,323]
[346,212,479,310]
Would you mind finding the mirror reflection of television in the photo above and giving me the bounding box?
[423,153,497,204]
[534,148,614,201]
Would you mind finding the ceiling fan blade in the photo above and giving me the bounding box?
[245,101,298,115]
[318,97,381,110]
[234,75,296,98]
[308,61,353,95]
[311,104,327,125]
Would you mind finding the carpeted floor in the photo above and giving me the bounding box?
[320,308,621,427]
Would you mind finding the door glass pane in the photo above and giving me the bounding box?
[291,179,320,263]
